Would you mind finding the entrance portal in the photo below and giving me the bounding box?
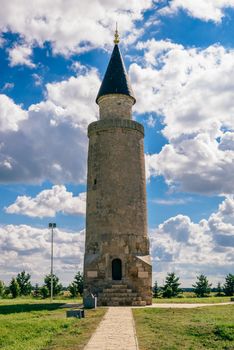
[112,258,122,280]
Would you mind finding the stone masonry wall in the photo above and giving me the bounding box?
[86,122,147,241]
[98,94,134,120]
[84,94,152,305]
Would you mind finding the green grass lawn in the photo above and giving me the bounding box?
[0,298,106,350]
[133,305,234,350]
[153,295,231,303]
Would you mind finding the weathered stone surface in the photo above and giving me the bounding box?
[138,271,149,278]
[97,283,148,306]
[84,48,152,306]
[87,271,98,278]
[98,94,134,120]
[88,118,144,137]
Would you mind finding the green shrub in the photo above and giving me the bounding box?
[214,325,234,341]
[40,286,49,299]
[9,278,20,298]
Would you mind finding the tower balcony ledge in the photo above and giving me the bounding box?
[88,118,144,137]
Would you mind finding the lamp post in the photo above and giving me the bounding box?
[48,223,56,302]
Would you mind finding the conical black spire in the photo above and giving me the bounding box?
[96,44,136,104]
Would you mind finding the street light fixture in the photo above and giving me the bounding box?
[48,223,56,302]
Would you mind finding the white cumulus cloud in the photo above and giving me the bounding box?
[8,44,35,68]
[160,0,234,23]
[5,185,86,218]
[0,224,85,285]
[146,132,234,194]
[0,0,153,56]
[42,70,99,128]
[132,40,234,139]
[0,68,100,184]
[0,94,27,132]
[151,196,234,286]
[131,40,234,194]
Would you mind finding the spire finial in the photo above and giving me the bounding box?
[114,22,120,44]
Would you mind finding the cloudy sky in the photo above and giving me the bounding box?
[0,0,233,287]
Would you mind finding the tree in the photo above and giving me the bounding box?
[68,271,84,298]
[223,274,234,296]
[4,286,10,297]
[73,271,83,296]
[68,282,78,298]
[0,280,5,297]
[33,283,40,298]
[215,282,223,297]
[16,271,32,296]
[9,278,20,298]
[162,272,182,298]
[40,286,49,299]
[192,274,212,297]
[152,281,161,298]
[44,274,62,296]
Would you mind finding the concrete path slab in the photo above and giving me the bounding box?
[84,307,138,350]
[133,302,233,308]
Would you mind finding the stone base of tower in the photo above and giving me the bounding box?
[84,250,152,306]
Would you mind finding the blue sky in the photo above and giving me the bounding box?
[0,0,233,287]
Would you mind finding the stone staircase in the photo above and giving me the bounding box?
[97,283,146,306]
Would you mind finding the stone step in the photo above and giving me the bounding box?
[133,296,143,301]
[103,288,131,293]
[108,301,119,306]
[132,300,146,306]
[111,284,128,289]
[99,292,138,298]
[102,288,135,294]
[98,299,146,307]
[98,296,142,303]
[99,294,138,300]
[101,296,140,302]
[96,283,147,306]
[105,300,133,306]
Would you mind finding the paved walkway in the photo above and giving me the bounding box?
[84,307,138,350]
[140,302,234,308]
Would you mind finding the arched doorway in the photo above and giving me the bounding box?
[112,258,122,280]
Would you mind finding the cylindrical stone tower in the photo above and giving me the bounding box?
[84,31,152,306]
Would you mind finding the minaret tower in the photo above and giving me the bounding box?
[84,28,152,306]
